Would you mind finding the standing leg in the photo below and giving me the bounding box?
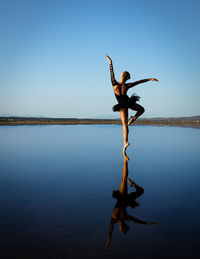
[128,103,145,126]
[120,108,130,154]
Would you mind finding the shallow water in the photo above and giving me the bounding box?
[0,125,200,259]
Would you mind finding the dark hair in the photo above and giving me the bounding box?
[122,71,130,81]
[120,222,130,234]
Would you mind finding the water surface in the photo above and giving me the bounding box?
[0,125,200,258]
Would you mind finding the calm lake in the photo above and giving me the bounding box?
[0,125,200,259]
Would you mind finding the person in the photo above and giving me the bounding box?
[105,55,158,153]
[105,155,156,248]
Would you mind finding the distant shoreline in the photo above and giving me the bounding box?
[0,116,200,128]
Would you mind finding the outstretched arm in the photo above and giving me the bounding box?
[127,78,158,89]
[127,215,157,225]
[105,55,118,86]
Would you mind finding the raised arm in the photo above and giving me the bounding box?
[127,78,158,89]
[105,218,116,248]
[105,55,118,86]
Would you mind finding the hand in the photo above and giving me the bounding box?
[105,239,111,248]
[149,78,158,82]
[105,54,112,64]
[147,222,157,225]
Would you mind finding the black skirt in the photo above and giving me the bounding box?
[112,94,140,112]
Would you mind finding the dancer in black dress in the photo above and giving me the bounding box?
[105,55,158,153]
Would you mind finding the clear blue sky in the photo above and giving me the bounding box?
[0,0,199,118]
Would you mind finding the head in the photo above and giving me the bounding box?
[120,71,131,82]
[119,221,130,234]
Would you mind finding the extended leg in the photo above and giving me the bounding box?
[120,108,130,154]
[128,103,145,126]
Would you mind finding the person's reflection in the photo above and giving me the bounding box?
[105,155,156,248]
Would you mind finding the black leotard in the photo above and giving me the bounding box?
[109,63,140,112]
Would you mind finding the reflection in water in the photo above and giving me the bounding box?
[105,154,157,248]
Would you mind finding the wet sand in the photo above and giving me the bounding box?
[0,117,200,128]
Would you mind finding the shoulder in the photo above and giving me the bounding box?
[112,81,120,88]
[125,83,131,88]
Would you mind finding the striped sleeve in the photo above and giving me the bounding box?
[109,63,118,86]
[127,79,149,88]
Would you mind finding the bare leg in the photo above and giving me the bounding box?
[120,108,130,154]
[128,103,145,126]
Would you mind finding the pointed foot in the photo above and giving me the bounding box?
[123,153,130,161]
[123,142,130,155]
[128,116,137,126]
[127,178,136,187]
